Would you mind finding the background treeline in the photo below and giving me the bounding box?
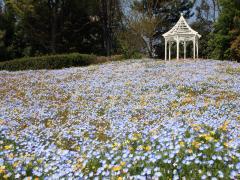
[0,0,239,62]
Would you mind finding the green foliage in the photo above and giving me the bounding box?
[118,30,144,59]
[208,0,240,61]
[208,33,231,60]
[0,3,18,61]
[230,35,240,61]
[226,66,240,75]
[191,0,217,59]
[0,53,99,71]
[0,0,122,60]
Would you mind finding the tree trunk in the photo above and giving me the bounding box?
[141,35,153,58]
[49,0,58,54]
[149,37,154,58]
[99,0,117,56]
[212,0,216,22]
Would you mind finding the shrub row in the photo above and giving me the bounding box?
[0,53,101,71]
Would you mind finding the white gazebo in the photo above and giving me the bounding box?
[163,13,201,61]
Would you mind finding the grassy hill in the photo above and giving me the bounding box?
[0,59,240,179]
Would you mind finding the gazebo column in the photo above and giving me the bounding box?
[169,42,171,61]
[165,39,167,61]
[184,41,186,59]
[193,38,196,60]
[196,40,199,59]
[177,37,179,60]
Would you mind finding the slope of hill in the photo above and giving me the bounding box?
[0,59,240,179]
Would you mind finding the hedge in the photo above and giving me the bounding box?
[0,53,100,71]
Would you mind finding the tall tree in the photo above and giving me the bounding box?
[2,0,109,56]
[0,1,17,61]
[208,0,240,61]
[98,0,122,56]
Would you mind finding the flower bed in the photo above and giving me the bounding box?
[0,59,240,179]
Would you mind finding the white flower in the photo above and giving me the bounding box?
[218,171,224,178]
[207,171,212,176]
[89,172,94,177]
[15,174,21,179]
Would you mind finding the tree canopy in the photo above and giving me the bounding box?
[0,0,239,62]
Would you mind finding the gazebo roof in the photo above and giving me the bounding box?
[163,13,201,38]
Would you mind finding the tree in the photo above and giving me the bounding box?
[208,0,240,61]
[126,0,164,57]
[2,0,111,57]
[98,0,122,56]
[123,0,195,58]
[191,0,218,58]
[0,1,17,61]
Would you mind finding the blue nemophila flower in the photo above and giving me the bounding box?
[0,59,240,178]
[201,174,207,180]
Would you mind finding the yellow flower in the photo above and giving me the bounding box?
[220,121,229,131]
[191,124,201,131]
[199,134,214,141]
[37,158,43,164]
[187,149,193,153]
[179,141,185,147]
[171,101,178,108]
[145,145,151,151]
[117,177,123,180]
[123,140,128,146]
[112,165,122,171]
[7,153,14,159]
[113,142,120,148]
[0,165,6,173]
[3,174,10,179]
[192,141,201,149]
[128,146,133,151]
[224,142,229,148]
[105,164,110,169]
[13,161,19,168]
[205,135,214,142]
[120,161,126,166]
[132,133,142,140]
[0,119,4,125]
[125,81,131,86]
[237,116,240,121]
[4,145,13,150]
[175,111,181,117]
[75,146,81,151]
[210,131,215,135]
[132,137,138,141]
[140,96,147,106]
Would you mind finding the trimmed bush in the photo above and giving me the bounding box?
[0,53,100,71]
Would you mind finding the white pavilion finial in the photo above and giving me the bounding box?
[180,13,183,16]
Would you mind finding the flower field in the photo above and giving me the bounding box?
[0,59,240,179]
